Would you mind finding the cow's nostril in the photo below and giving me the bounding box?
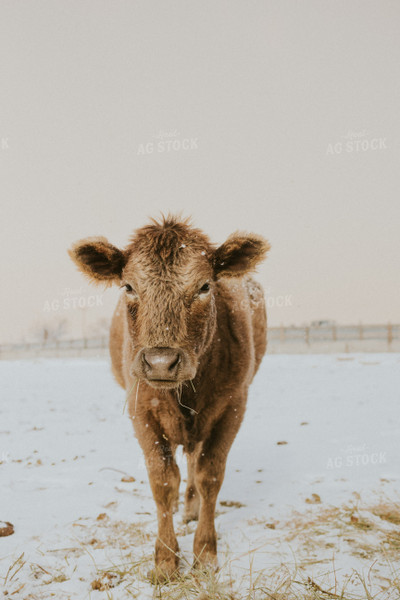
[142,354,152,369]
[168,353,181,372]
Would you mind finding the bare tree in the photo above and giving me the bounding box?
[31,317,70,343]
[86,317,110,338]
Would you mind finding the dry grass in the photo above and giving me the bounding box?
[2,498,400,599]
[80,496,400,600]
[281,496,400,566]
[85,556,400,600]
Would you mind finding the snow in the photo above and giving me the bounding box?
[1,354,400,598]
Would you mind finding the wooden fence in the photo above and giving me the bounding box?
[267,323,399,353]
[0,324,399,358]
[0,336,109,358]
[268,323,398,344]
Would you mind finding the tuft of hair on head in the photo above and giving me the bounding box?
[149,212,193,231]
[128,213,192,246]
[126,213,211,264]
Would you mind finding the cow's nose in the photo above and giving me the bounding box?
[142,348,181,379]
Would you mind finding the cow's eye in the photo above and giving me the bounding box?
[123,283,136,295]
[199,282,210,294]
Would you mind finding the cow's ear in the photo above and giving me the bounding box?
[68,237,127,286]
[213,232,270,278]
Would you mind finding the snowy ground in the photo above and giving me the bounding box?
[1,354,400,599]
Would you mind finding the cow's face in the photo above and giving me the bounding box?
[69,217,269,390]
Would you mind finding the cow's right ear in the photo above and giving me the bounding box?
[68,237,127,286]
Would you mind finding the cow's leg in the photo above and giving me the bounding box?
[142,439,181,582]
[183,446,200,523]
[193,406,243,569]
[172,484,180,514]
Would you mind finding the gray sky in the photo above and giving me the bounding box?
[1,0,399,343]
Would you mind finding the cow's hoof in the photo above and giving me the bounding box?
[147,564,180,585]
[192,553,219,573]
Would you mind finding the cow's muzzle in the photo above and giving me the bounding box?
[133,347,195,389]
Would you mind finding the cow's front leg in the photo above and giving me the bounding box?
[183,445,200,523]
[193,407,243,569]
[143,439,181,582]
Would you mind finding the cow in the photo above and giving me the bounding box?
[69,215,270,582]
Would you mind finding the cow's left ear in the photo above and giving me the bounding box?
[213,232,270,278]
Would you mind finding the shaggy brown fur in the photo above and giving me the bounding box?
[69,215,270,582]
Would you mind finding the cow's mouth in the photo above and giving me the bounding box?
[146,378,182,390]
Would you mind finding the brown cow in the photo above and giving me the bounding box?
[69,215,269,582]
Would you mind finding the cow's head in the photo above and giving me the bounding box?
[69,216,269,390]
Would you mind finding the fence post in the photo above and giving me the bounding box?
[332,324,337,341]
[388,322,393,346]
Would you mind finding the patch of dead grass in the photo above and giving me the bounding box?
[3,498,400,599]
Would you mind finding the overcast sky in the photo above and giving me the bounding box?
[1,0,399,343]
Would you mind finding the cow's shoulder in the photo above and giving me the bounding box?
[211,277,257,384]
[215,275,263,316]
